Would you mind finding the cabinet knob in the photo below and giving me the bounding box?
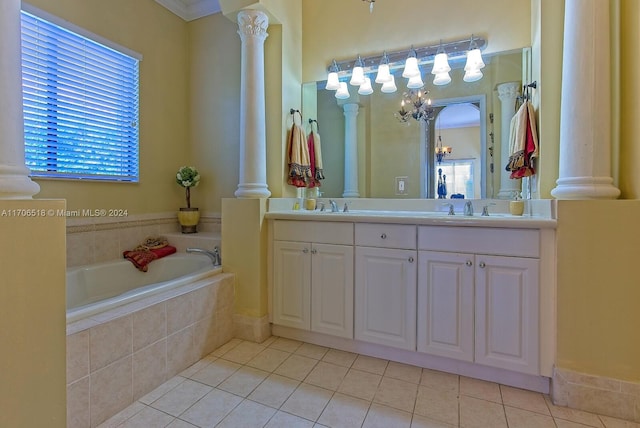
[408,257,414,263]
[479,261,486,268]
[381,233,387,239]
[302,248,309,254]
[466,260,472,267]
[311,248,318,254]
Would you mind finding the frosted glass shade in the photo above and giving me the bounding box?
[431,52,451,74]
[350,65,365,86]
[402,56,420,78]
[358,77,374,95]
[375,63,392,83]
[433,72,452,86]
[335,81,350,99]
[407,73,424,89]
[381,75,398,93]
[463,68,483,82]
[464,48,485,71]
[326,71,340,90]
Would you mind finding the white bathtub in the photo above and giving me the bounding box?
[67,253,222,323]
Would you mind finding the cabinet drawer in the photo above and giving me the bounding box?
[355,223,416,249]
[274,220,353,245]
[418,226,539,258]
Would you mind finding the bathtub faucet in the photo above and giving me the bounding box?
[186,246,221,266]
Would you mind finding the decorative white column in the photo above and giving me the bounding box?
[234,10,271,199]
[342,103,360,198]
[551,0,620,199]
[497,82,522,199]
[0,0,39,199]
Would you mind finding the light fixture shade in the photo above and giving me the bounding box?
[463,68,483,82]
[431,52,451,74]
[381,75,398,93]
[375,63,392,83]
[358,77,374,95]
[406,73,424,89]
[326,71,340,90]
[433,72,451,86]
[350,65,365,86]
[402,56,420,78]
[465,48,485,71]
[335,81,350,99]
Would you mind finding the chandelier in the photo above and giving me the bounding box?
[435,135,452,164]
[395,90,435,123]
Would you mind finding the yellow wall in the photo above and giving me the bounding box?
[0,200,66,427]
[556,200,640,381]
[26,0,190,214]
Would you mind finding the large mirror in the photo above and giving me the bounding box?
[302,49,525,199]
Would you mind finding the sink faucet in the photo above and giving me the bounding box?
[186,246,221,266]
[329,200,339,212]
[464,200,474,216]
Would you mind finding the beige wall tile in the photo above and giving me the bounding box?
[132,303,166,352]
[166,292,193,335]
[90,357,133,427]
[166,327,197,378]
[90,315,132,372]
[133,339,168,400]
[67,330,89,385]
[67,376,90,428]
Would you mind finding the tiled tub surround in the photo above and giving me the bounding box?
[66,272,235,428]
[66,212,221,267]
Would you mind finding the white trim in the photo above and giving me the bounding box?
[154,0,221,21]
[21,2,143,61]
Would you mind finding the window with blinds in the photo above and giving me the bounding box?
[20,8,141,182]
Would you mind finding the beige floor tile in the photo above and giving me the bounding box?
[373,376,419,413]
[505,406,556,428]
[352,354,389,375]
[189,358,241,387]
[269,337,303,353]
[118,406,175,428]
[501,385,551,415]
[219,340,266,364]
[274,354,319,381]
[259,336,278,347]
[322,348,358,367]
[556,419,599,428]
[459,376,502,403]
[96,402,146,428]
[318,393,370,428]
[149,379,212,417]
[295,343,329,360]
[265,410,315,428]
[420,369,459,393]
[459,395,508,428]
[337,368,382,401]
[545,396,605,427]
[217,365,270,397]
[139,376,186,405]
[281,383,334,421]
[304,361,349,391]
[363,403,412,428]
[246,347,291,372]
[216,399,276,428]
[166,419,198,428]
[210,338,242,357]
[179,388,242,427]
[179,358,211,379]
[410,413,457,428]
[414,385,459,426]
[599,416,640,428]
[248,373,300,409]
[384,361,423,384]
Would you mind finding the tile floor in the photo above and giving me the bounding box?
[98,337,639,428]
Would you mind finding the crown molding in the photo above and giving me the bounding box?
[155,0,221,21]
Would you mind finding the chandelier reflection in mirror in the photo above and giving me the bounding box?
[395,90,435,124]
[435,112,452,164]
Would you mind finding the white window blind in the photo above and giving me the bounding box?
[21,8,140,182]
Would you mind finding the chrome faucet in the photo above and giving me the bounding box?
[464,200,474,216]
[186,246,221,266]
[329,200,339,212]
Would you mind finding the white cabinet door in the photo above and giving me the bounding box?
[475,255,539,375]
[273,241,311,330]
[311,243,354,338]
[355,246,417,350]
[417,251,474,362]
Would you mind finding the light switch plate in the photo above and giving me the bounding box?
[395,176,408,195]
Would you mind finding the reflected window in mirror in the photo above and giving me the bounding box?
[434,159,475,199]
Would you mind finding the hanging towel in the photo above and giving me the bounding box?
[286,118,311,188]
[307,130,325,188]
[505,100,539,179]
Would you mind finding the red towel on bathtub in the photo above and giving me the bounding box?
[123,245,176,272]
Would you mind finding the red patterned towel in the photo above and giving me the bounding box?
[123,245,176,272]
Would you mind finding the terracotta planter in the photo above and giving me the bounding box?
[178,207,200,233]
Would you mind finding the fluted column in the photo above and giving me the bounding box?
[551,0,620,199]
[342,103,360,198]
[497,82,522,199]
[0,0,39,199]
[234,10,271,199]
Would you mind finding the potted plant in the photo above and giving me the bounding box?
[176,166,201,233]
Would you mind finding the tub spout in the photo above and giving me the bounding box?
[187,246,221,266]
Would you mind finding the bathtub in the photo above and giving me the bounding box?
[67,253,222,323]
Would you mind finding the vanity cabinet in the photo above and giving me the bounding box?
[354,224,417,350]
[418,226,540,375]
[272,221,354,338]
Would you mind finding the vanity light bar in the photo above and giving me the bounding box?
[328,36,487,76]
